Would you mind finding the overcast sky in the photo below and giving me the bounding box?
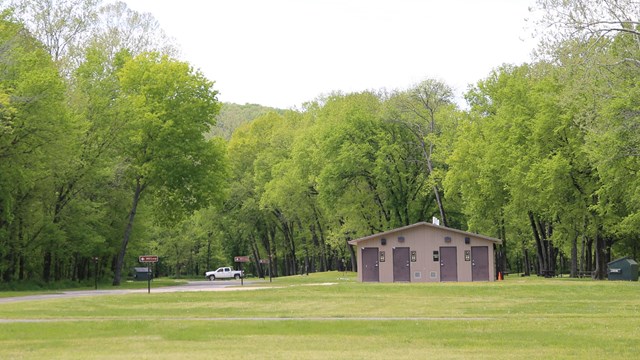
[120,0,537,109]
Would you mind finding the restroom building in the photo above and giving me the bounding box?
[348,222,502,282]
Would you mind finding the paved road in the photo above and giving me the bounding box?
[0,280,263,304]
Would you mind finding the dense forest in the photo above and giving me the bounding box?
[0,0,638,286]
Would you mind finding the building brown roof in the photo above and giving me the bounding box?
[347,221,503,245]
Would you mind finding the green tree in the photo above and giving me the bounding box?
[0,14,71,281]
[2,0,180,283]
[225,110,302,276]
[9,0,100,64]
[533,0,639,66]
[385,80,458,227]
[111,52,226,285]
[11,0,176,75]
[308,92,442,270]
[533,0,640,277]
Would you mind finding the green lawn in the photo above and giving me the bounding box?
[0,272,638,359]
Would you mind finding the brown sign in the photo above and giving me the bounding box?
[234,256,250,263]
[139,255,158,263]
[259,259,270,264]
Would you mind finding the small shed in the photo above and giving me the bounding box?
[348,222,502,283]
[133,267,153,281]
[607,258,638,281]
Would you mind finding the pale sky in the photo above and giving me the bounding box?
[121,0,537,109]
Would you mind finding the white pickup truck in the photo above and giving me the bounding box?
[205,267,244,280]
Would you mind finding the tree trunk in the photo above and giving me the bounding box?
[312,206,329,272]
[571,233,578,278]
[416,134,447,227]
[269,226,278,277]
[113,178,144,286]
[423,138,447,227]
[528,211,546,275]
[346,237,356,271]
[304,239,310,275]
[273,210,297,276]
[43,185,71,283]
[285,222,297,275]
[499,217,508,274]
[580,233,586,272]
[250,236,263,278]
[310,225,323,272]
[433,185,448,227]
[522,247,531,276]
[537,221,552,274]
[206,232,212,271]
[593,230,606,280]
[546,242,555,275]
[54,257,62,281]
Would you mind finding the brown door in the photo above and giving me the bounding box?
[393,247,411,282]
[471,246,490,281]
[361,247,379,282]
[440,246,458,282]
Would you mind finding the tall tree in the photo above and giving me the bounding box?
[91,1,177,61]
[111,52,226,285]
[449,62,598,277]
[0,14,71,281]
[9,0,99,63]
[385,80,457,227]
[312,92,436,234]
[225,110,304,276]
[11,0,176,75]
[533,0,640,277]
[533,0,639,65]
[8,0,179,281]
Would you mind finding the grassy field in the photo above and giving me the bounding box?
[0,272,639,359]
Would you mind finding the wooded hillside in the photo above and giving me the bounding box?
[211,103,285,140]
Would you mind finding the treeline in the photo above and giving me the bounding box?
[1,0,638,285]
[0,0,225,286]
[218,0,640,279]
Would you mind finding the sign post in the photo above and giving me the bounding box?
[92,256,99,290]
[234,256,250,286]
[260,258,271,283]
[139,255,158,293]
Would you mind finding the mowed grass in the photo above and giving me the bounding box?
[0,272,639,359]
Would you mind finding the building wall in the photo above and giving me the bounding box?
[354,225,497,282]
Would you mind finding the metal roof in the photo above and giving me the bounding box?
[347,221,502,245]
[608,257,638,266]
